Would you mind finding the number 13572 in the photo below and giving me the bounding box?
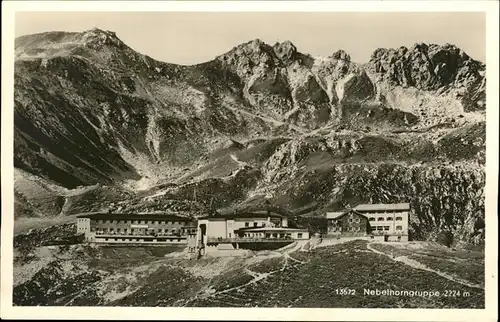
[335,288,356,295]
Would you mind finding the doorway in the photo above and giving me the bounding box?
[199,224,207,245]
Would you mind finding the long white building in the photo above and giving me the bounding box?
[196,211,309,250]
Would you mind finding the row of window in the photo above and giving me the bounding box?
[241,232,295,238]
[371,225,403,231]
[93,219,188,225]
[363,210,408,214]
[331,227,362,232]
[369,217,403,222]
[265,232,303,238]
[98,237,183,242]
[244,222,265,227]
[331,226,403,232]
[330,218,361,225]
[331,216,404,225]
[92,227,195,234]
[241,232,266,238]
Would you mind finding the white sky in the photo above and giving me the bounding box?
[15,12,485,65]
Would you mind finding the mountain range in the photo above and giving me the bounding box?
[13,28,486,247]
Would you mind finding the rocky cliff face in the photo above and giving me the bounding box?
[367,43,485,111]
[13,28,486,247]
[366,43,486,130]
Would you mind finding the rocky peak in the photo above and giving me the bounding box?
[220,39,303,69]
[80,28,124,49]
[15,28,127,61]
[272,40,298,63]
[227,38,270,56]
[369,42,484,85]
[249,38,266,49]
[216,39,283,80]
[411,42,429,53]
[330,50,351,62]
[220,39,269,60]
[367,42,485,111]
[84,28,119,40]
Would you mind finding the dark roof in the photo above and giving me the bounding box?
[354,203,410,212]
[237,227,308,232]
[326,209,368,220]
[199,211,284,220]
[325,211,346,219]
[76,213,194,221]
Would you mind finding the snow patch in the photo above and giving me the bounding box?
[335,73,356,103]
[145,189,168,200]
[117,141,178,192]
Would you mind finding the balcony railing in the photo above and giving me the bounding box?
[206,237,294,243]
[371,231,407,235]
[93,232,188,238]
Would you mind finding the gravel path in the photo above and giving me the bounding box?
[366,241,483,289]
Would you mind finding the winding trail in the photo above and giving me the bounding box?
[178,239,483,307]
[220,268,270,295]
[366,242,483,289]
[284,252,305,264]
[177,240,310,306]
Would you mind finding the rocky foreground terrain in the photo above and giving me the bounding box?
[13,240,484,308]
[14,28,486,247]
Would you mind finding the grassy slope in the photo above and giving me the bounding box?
[370,242,484,286]
[16,240,481,307]
[189,241,484,308]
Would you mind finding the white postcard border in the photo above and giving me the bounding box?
[1,1,498,321]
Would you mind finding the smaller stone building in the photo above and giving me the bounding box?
[326,210,370,238]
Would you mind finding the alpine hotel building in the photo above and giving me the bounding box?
[76,210,309,247]
[326,203,410,241]
[76,213,198,244]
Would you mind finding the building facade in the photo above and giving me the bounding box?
[326,210,370,238]
[325,203,410,241]
[354,203,410,241]
[75,210,310,254]
[237,227,309,240]
[76,213,197,244]
[196,211,308,248]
